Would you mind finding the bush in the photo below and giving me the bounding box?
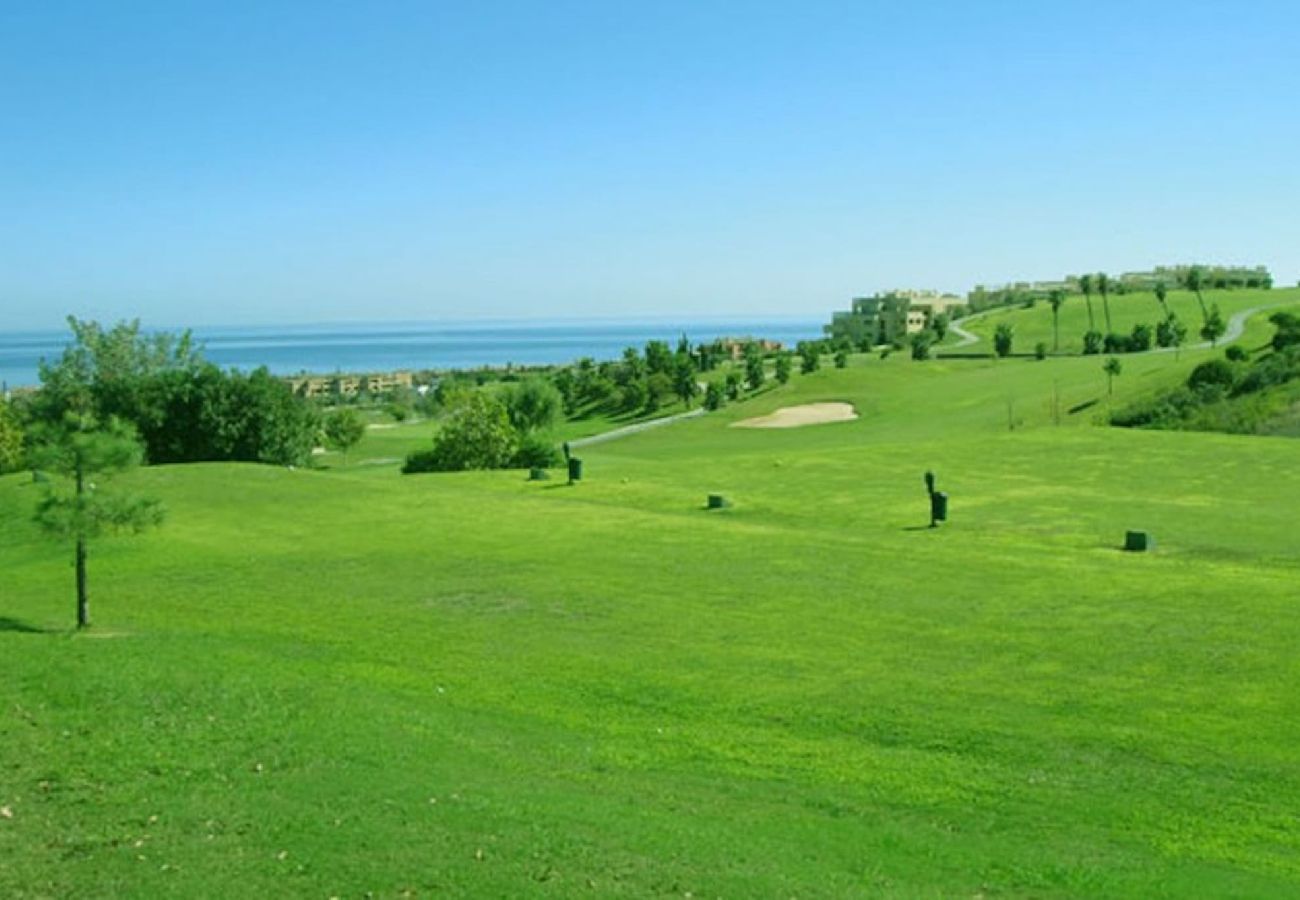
[1103,333,1131,354]
[0,399,23,473]
[1034,342,1048,360]
[510,432,560,469]
[993,323,1014,357]
[1083,331,1104,355]
[1187,358,1237,392]
[403,392,517,473]
[1225,345,1249,362]
[774,353,792,385]
[1269,312,1300,351]
[1129,323,1153,352]
[910,332,932,361]
[834,349,849,368]
[703,381,725,411]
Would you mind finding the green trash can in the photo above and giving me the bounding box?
[930,491,948,523]
[1124,530,1153,552]
[567,457,583,483]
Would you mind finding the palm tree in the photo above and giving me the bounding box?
[1103,356,1122,396]
[1186,265,1208,321]
[1097,272,1113,335]
[1048,289,1066,352]
[1079,274,1096,332]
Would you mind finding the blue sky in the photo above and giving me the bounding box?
[2,1,1297,329]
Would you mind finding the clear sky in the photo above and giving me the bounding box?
[2,1,1297,329]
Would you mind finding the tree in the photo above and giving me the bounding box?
[703,381,725,411]
[994,323,1014,358]
[1103,356,1122,396]
[910,332,933,360]
[834,348,849,368]
[323,408,366,465]
[744,344,766,389]
[644,372,673,413]
[1079,273,1097,332]
[0,399,23,472]
[672,353,700,406]
[931,313,950,342]
[1048,289,1066,351]
[404,392,517,473]
[503,378,562,433]
[1154,280,1170,316]
[1097,272,1113,335]
[644,340,673,375]
[1186,265,1209,320]
[1162,314,1188,359]
[1200,305,1226,347]
[798,343,820,374]
[30,415,163,629]
[774,352,792,385]
[724,371,743,400]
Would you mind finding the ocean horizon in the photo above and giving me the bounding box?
[0,316,825,389]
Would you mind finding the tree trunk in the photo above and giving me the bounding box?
[76,536,89,629]
[1053,311,1060,351]
[1102,295,1112,334]
[1195,290,1208,320]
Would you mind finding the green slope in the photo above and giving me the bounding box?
[2,298,1298,897]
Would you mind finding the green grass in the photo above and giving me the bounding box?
[3,297,1299,896]
[954,286,1288,355]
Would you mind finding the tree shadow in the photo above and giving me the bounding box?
[0,616,55,634]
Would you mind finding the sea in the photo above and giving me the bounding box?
[0,317,826,390]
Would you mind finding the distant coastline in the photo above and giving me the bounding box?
[0,317,823,390]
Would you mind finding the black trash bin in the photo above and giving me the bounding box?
[930,490,948,523]
[567,457,583,483]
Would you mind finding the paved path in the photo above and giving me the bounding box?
[568,407,706,449]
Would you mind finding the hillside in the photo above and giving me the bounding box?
[2,296,1299,897]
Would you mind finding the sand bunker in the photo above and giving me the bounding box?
[732,402,858,429]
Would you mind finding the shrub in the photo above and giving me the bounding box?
[510,432,560,469]
[0,399,23,472]
[1082,331,1104,355]
[834,349,849,369]
[703,381,725,410]
[725,372,742,400]
[1103,333,1131,354]
[1225,345,1248,363]
[993,323,1014,357]
[910,332,932,361]
[799,344,820,374]
[403,392,517,473]
[1187,358,1237,392]
[1034,342,1048,360]
[1269,312,1300,351]
[1129,323,1153,352]
[774,353,792,384]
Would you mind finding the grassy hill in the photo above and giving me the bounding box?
[3,293,1299,896]
[952,286,1280,354]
